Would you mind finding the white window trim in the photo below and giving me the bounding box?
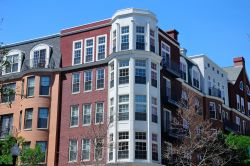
[81,139,91,161]
[96,68,105,90]
[72,40,83,66]
[37,108,49,130]
[72,72,80,94]
[94,138,104,160]
[70,105,79,128]
[30,44,51,68]
[84,37,95,63]
[120,26,130,51]
[209,102,216,119]
[192,66,200,90]
[39,76,51,97]
[180,57,188,82]
[96,35,107,61]
[84,70,93,92]
[241,97,245,114]
[68,139,78,163]
[236,94,240,111]
[118,131,129,160]
[27,76,35,97]
[118,94,129,121]
[95,102,104,124]
[134,131,147,160]
[2,49,23,75]
[161,41,171,67]
[82,104,91,126]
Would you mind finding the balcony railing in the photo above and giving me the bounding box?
[22,58,56,71]
[162,60,180,77]
[0,126,13,139]
[208,87,221,98]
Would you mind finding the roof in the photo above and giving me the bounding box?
[223,66,242,84]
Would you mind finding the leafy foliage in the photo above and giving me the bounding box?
[0,135,18,165]
[20,146,44,166]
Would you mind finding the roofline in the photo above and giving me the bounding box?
[2,33,60,48]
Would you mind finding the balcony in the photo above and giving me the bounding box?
[208,87,222,98]
[162,60,180,77]
[22,58,56,71]
[164,125,188,140]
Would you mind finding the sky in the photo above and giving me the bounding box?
[1,0,250,74]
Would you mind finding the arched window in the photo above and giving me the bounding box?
[30,44,51,68]
[3,49,23,75]
[180,57,188,82]
[192,66,200,90]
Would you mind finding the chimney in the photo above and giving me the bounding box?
[166,29,179,41]
[180,48,187,56]
[233,57,245,67]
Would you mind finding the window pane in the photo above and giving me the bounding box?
[40,76,50,95]
[36,141,47,163]
[38,108,48,128]
[24,109,33,129]
[27,76,35,96]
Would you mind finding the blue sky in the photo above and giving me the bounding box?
[1,0,250,73]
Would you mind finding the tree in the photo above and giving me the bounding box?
[20,146,44,166]
[162,89,240,166]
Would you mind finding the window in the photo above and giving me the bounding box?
[180,57,188,82]
[72,73,80,93]
[73,41,82,65]
[27,76,35,97]
[247,85,250,96]
[135,95,147,121]
[95,102,104,124]
[161,42,170,68]
[118,132,129,159]
[136,26,145,50]
[22,142,31,150]
[181,90,188,108]
[164,77,171,99]
[21,79,24,99]
[70,105,79,127]
[33,49,47,68]
[24,108,33,129]
[118,95,129,121]
[19,111,22,130]
[192,67,200,89]
[152,134,158,161]
[241,97,245,113]
[209,102,216,119]
[110,98,114,123]
[109,134,114,161]
[84,70,92,91]
[97,36,106,60]
[110,62,114,88]
[119,60,129,84]
[85,38,94,63]
[243,120,246,134]
[94,138,103,160]
[236,116,241,132]
[248,102,250,117]
[121,26,129,50]
[36,141,47,163]
[69,139,78,162]
[135,132,147,159]
[236,94,240,110]
[194,98,202,115]
[38,108,49,129]
[81,139,90,161]
[240,81,244,91]
[150,29,155,52]
[135,60,146,84]
[4,54,19,74]
[151,62,157,87]
[96,68,104,89]
[112,30,117,52]
[83,104,91,125]
[152,97,158,123]
[40,76,50,95]
[1,83,16,103]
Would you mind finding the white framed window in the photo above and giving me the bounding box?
[118,95,129,121]
[152,97,158,123]
[109,98,114,123]
[30,44,50,68]
[84,70,92,91]
[192,66,200,89]
[27,76,35,97]
[161,41,170,68]
[180,57,188,82]
[236,94,240,110]
[135,95,147,121]
[94,138,103,160]
[84,38,94,63]
[70,105,79,127]
[151,62,157,88]
[164,77,171,99]
[24,108,33,129]
[109,133,114,161]
[118,132,129,159]
[36,141,47,164]
[135,132,147,160]
[241,97,245,113]
[135,59,146,84]
[96,68,105,90]
[152,134,158,161]
[150,29,155,52]
[181,90,188,107]
[136,26,145,50]
[39,76,50,96]
[83,104,91,125]
[121,26,129,50]
[72,40,82,65]
[3,50,22,75]
[112,30,117,52]
[109,62,114,88]
[194,97,202,115]
[209,102,216,119]
[95,102,104,124]
[96,35,106,61]
[72,73,80,94]
[69,139,78,162]
[119,60,129,85]
[38,108,49,129]
[240,81,244,91]
[81,139,90,161]
[236,116,241,132]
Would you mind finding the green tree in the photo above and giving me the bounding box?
[20,146,44,166]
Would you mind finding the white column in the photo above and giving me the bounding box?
[157,63,162,162]
[116,23,120,52]
[129,57,135,161]
[155,26,159,55]
[146,22,150,52]
[113,58,118,163]
[147,58,152,162]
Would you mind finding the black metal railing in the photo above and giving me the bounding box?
[22,58,56,71]
[162,60,180,77]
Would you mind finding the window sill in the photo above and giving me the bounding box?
[68,161,77,163]
[82,124,91,127]
[37,128,48,130]
[72,92,80,95]
[96,88,104,91]
[23,128,32,131]
[26,95,35,98]
[84,90,92,93]
[81,159,90,162]
[39,95,50,98]
[69,126,79,128]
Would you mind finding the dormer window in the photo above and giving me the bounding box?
[136,26,145,50]
[192,66,200,89]
[161,42,170,68]
[240,81,244,91]
[3,50,22,75]
[180,57,188,82]
[30,44,50,69]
